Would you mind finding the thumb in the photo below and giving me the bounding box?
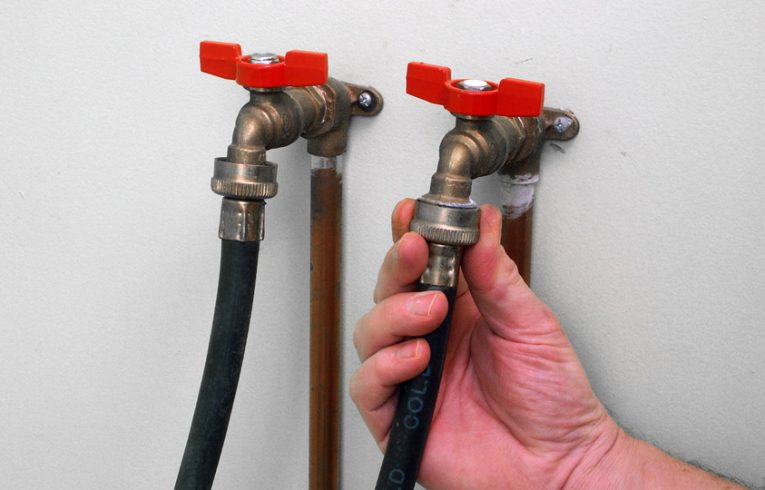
[462,205,563,342]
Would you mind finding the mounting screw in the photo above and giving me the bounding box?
[357,91,376,110]
[457,79,493,91]
[249,52,280,64]
[553,116,573,134]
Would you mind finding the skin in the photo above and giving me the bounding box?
[350,199,744,490]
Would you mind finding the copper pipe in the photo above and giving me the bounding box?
[305,82,381,490]
[501,205,534,284]
[309,160,342,490]
[498,108,581,285]
[499,144,542,285]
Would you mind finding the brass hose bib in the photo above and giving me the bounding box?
[200,40,382,242]
[406,62,579,279]
[405,61,552,285]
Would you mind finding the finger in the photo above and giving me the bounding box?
[349,338,431,445]
[462,205,563,341]
[373,231,429,304]
[391,198,416,243]
[354,290,448,362]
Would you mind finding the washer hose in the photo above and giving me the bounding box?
[175,240,260,490]
[376,283,457,490]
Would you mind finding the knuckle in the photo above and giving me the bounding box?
[352,321,362,353]
[377,296,399,327]
[348,371,361,404]
[535,305,561,333]
[352,313,373,361]
[371,352,388,382]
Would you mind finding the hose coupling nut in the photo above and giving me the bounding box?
[410,198,480,247]
[219,198,265,242]
[211,158,278,200]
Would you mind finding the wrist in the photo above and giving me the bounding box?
[564,424,746,490]
[562,418,640,490]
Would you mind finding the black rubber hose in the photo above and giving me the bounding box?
[175,240,261,490]
[376,283,457,490]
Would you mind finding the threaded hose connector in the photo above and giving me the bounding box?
[211,158,278,200]
[410,198,480,247]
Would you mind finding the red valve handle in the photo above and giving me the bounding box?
[199,41,328,88]
[406,61,545,117]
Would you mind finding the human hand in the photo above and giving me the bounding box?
[350,199,623,489]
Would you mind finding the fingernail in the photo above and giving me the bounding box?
[407,292,437,316]
[397,340,420,359]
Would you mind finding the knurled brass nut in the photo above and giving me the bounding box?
[210,179,278,200]
[211,158,278,200]
[410,221,479,246]
[410,199,480,246]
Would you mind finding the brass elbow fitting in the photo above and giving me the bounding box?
[424,116,527,204]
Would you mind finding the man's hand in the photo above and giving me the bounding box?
[350,199,621,488]
[350,199,745,489]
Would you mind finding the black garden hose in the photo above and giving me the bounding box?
[376,283,457,490]
[175,239,260,490]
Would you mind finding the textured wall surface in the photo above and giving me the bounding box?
[1,1,763,488]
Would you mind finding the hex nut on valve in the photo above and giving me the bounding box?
[456,79,493,92]
[249,53,280,64]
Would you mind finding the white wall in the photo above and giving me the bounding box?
[1,0,763,488]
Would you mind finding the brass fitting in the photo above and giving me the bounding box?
[211,80,382,241]
[496,108,580,219]
[424,116,530,204]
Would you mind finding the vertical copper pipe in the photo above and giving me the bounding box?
[501,205,534,284]
[500,147,542,285]
[309,159,342,490]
